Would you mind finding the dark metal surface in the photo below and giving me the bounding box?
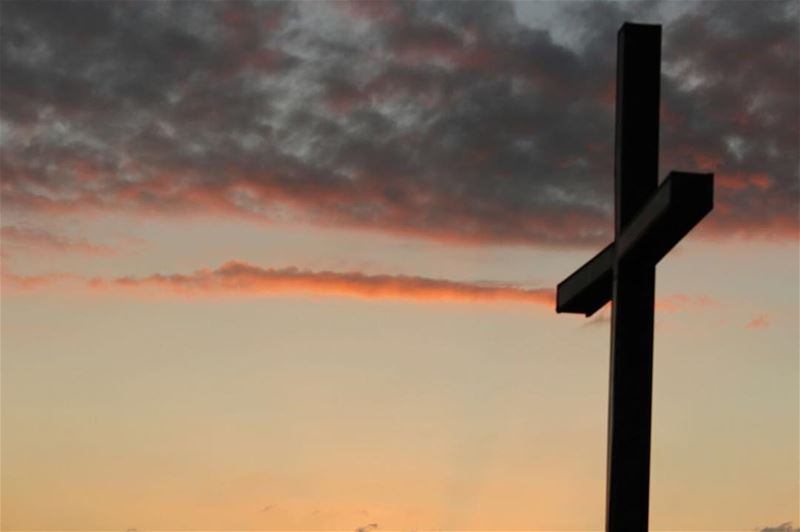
[617,171,714,267]
[555,243,614,316]
[606,24,661,531]
[554,23,714,532]
[614,23,661,236]
[557,172,713,317]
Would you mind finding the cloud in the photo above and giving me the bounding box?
[87,261,556,304]
[1,270,82,290]
[579,293,715,327]
[745,313,771,330]
[3,260,555,305]
[4,260,727,326]
[655,293,717,313]
[759,522,799,532]
[1,225,114,255]
[5,260,723,318]
[1,1,796,246]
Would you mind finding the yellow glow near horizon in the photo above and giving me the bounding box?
[2,220,797,530]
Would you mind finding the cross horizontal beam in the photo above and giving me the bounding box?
[556,171,713,316]
[555,243,614,316]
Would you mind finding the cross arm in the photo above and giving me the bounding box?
[556,171,713,316]
[556,243,614,316]
[616,171,713,267]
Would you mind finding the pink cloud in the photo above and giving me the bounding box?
[4,260,727,320]
[3,261,555,306]
[88,261,557,305]
[1,270,83,290]
[655,293,717,313]
[745,313,771,330]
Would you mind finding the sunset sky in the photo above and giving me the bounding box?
[1,1,798,530]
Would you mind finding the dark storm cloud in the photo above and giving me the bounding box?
[653,1,799,239]
[1,0,796,246]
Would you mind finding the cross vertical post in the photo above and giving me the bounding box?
[555,22,714,532]
[606,23,661,532]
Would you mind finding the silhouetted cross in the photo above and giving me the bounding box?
[556,23,714,532]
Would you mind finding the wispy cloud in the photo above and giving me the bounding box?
[1,269,83,290]
[4,261,730,319]
[578,293,717,328]
[655,293,717,312]
[1,225,115,255]
[88,261,557,304]
[745,313,772,330]
[3,260,556,305]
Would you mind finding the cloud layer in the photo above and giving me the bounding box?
[1,1,797,246]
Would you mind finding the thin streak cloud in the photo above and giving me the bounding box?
[3,261,725,314]
[88,261,556,304]
[2,261,555,305]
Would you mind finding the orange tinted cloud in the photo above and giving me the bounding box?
[717,171,775,192]
[580,294,717,326]
[745,313,771,330]
[86,261,556,305]
[2,259,556,305]
[655,293,717,312]
[5,262,727,313]
[1,270,82,290]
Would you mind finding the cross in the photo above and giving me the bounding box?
[556,23,714,531]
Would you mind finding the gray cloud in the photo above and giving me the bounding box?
[759,523,799,532]
[1,1,796,246]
